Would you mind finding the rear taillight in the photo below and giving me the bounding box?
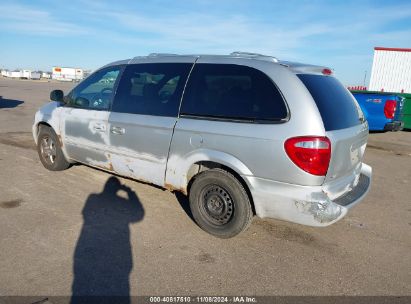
[384,100,397,119]
[284,136,331,176]
[322,68,333,75]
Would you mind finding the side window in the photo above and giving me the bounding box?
[66,66,122,110]
[112,63,193,117]
[181,64,288,122]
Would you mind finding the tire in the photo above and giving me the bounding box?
[37,126,70,171]
[189,168,253,238]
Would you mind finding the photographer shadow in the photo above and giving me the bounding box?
[71,176,145,304]
[0,97,24,108]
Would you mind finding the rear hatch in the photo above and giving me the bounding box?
[298,74,368,188]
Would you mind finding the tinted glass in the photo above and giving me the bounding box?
[181,64,288,122]
[112,63,192,117]
[298,74,364,131]
[67,66,121,110]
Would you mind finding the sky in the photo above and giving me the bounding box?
[0,0,410,85]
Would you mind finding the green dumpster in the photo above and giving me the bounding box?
[398,93,411,130]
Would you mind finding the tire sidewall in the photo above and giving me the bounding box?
[189,170,252,238]
[37,126,68,171]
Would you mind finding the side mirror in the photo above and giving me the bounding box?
[50,90,64,102]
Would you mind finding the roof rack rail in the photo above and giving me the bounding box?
[148,53,179,57]
[230,51,278,62]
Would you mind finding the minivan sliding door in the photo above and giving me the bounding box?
[108,61,194,186]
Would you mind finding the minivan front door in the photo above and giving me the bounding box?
[108,60,195,186]
[61,66,122,167]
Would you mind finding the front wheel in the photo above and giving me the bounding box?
[189,169,253,238]
[37,126,70,171]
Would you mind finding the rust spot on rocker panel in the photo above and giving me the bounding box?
[106,153,113,171]
[164,183,187,195]
[93,163,114,172]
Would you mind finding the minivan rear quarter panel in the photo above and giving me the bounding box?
[166,57,328,192]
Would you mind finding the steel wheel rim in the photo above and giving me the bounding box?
[40,136,57,165]
[200,184,234,225]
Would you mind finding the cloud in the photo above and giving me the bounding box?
[0,3,90,36]
[83,9,332,58]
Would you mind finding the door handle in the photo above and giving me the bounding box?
[93,123,106,132]
[111,126,125,135]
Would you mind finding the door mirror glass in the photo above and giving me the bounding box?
[50,90,64,102]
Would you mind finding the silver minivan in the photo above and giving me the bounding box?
[33,52,372,238]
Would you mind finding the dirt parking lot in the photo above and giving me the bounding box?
[0,77,410,298]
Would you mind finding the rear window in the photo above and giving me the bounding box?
[181,64,288,122]
[298,74,364,131]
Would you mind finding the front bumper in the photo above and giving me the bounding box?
[244,163,372,227]
[384,121,403,131]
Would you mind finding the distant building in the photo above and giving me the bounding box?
[52,67,84,81]
[369,47,411,93]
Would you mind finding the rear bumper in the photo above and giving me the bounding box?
[244,163,372,227]
[384,121,403,131]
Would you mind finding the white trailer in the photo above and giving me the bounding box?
[8,71,21,78]
[52,67,84,81]
[41,72,51,79]
[369,47,411,93]
[21,70,31,79]
[30,71,41,80]
[1,70,8,77]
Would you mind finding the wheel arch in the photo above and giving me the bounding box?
[36,121,52,133]
[185,160,256,215]
[33,121,52,145]
[35,121,67,159]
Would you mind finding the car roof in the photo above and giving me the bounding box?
[104,52,331,75]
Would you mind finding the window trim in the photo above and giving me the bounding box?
[178,63,290,124]
[63,64,125,111]
[179,113,289,124]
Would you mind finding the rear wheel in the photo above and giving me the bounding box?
[189,169,253,238]
[37,126,70,171]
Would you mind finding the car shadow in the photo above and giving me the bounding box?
[71,176,145,304]
[174,191,194,222]
[0,97,24,108]
[369,130,387,134]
